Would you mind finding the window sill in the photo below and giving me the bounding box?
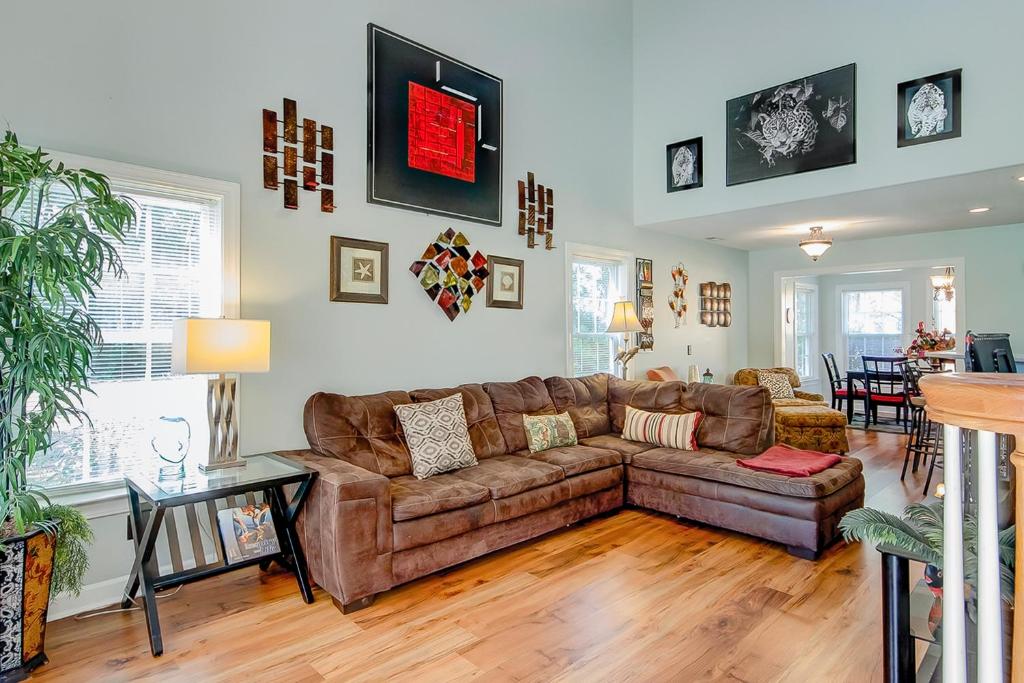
[44,481,128,520]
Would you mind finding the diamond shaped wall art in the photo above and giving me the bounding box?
[410,229,489,321]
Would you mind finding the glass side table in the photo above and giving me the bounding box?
[122,453,317,656]
[878,544,943,683]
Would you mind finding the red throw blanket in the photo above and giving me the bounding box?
[737,444,841,477]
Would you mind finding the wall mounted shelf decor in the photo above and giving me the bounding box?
[262,98,335,212]
[668,262,689,328]
[699,281,732,328]
[367,24,503,226]
[517,172,555,250]
[410,228,489,321]
[636,258,654,350]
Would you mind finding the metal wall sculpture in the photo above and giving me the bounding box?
[636,258,654,350]
[699,282,732,327]
[668,263,689,328]
[517,172,555,250]
[263,98,335,212]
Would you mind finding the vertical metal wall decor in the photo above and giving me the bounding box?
[262,98,335,212]
[517,172,555,250]
[636,258,654,350]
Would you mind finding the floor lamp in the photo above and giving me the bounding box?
[606,301,644,380]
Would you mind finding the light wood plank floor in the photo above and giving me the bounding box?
[33,430,932,682]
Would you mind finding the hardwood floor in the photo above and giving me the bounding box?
[34,430,932,682]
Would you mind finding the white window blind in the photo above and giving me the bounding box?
[794,285,817,380]
[842,288,905,371]
[26,182,224,489]
[569,256,622,377]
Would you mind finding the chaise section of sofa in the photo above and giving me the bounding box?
[283,373,865,613]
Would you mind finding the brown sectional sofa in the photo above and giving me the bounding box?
[281,373,864,613]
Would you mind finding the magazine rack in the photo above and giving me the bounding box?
[122,452,317,656]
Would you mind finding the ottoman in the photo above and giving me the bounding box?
[774,404,849,454]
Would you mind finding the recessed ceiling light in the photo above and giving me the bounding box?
[705,236,723,241]
[969,207,990,213]
[842,269,904,275]
[1017,176,1024,182]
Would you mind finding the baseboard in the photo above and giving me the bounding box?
[48,575,128,621]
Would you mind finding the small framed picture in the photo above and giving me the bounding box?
[485,255,523,309]
[330,236,389,304]
[666,137,703,192]
[897,69,962,148]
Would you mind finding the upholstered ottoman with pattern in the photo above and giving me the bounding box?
[774,404,849,454]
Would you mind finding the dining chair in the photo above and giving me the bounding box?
[821,352,866,413]
[861,356,911,432]
[898,361,935,481]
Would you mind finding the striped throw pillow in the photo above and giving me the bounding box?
[622,406,702,450]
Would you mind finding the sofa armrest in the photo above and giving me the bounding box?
[277,449,393,607]
[793,390,825,403]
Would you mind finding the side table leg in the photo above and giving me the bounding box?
[124,489,166,656]
[270,485,315,604]
[881,552,913,683]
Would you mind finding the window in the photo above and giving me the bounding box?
[932,289,956,335]
[23,155,238,490]
[567,248,628,377]
[793,284,818,380]
[840,287,906,371]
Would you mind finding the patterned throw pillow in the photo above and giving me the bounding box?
[393,393,478,479]
[757,370,795,399]
[523,412,578,453]
[622,406,702,450]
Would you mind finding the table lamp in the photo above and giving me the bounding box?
[606,301,644,380]
[171,318,271,471]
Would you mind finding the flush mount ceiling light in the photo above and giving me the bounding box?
[930,266,956,301]
[798,226,832,261]
[969,207,990,213]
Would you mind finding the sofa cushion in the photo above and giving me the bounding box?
[735,367,802,389]
[608,377,687,433]
[449,454,564,499]
[523,412,578,453]
[515,445,621,477]
[773,397,827,408]
[410,384,507,458]
[393,501,495,551]
[578,434,656,462]
[394,394,479,479]
[483,376,557,452]
[757,370,796,399]
[543,374,612,437]
[390,474,491,522]
[630,447,862,499]
[682,383,775,456]
[303,390,413,476]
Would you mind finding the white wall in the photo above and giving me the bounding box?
[0,0,749,617]
[632,0,1024,227]
[747,223,1024,368]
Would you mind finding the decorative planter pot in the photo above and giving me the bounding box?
[0,527,56,681]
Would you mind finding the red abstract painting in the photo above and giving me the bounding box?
[407,82,476,182]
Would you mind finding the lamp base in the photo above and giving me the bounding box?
[199,458,247,472]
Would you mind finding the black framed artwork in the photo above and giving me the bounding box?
[665,137,702,192]
[897,69,962,148]
[726,63,856,186]
[367,24,503,226]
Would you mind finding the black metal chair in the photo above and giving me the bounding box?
[965,331,1016,373]
[898,362,935,482]
[822,352,866,413]
[862,356,911,432]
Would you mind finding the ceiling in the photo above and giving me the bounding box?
[642,164,1024,251]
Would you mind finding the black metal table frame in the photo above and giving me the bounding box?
[121,453,317,656]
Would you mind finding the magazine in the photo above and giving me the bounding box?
[217,503,281,565]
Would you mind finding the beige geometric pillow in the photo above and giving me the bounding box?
[393,393,478,479]
[757,370,795,399]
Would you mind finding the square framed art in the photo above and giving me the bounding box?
[367,24,503,226]
[330,236,389,304]
[485,255,523,309]
[897,69,962,147]
[666,137,702,192]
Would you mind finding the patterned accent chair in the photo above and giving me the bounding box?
[734,367,849,454]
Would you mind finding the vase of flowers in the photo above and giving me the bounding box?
[906,321,955,359]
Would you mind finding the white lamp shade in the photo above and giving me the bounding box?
[799,241,831,259]
[171,318,271,374]
[606,301,644,333]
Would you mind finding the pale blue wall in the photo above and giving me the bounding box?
[748,223,1024,367]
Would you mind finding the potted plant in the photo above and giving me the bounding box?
[1,131,134,678]
[840,500,1015,613]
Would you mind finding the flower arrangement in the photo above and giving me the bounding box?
[907,321,956,358]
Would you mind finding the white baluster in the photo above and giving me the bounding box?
[977,430,1003,682]
[943,424,966,683]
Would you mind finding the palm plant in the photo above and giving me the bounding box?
[0,130,134,597]
[840,500,1015,609]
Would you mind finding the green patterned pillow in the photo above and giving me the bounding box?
[523,412,578,453]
